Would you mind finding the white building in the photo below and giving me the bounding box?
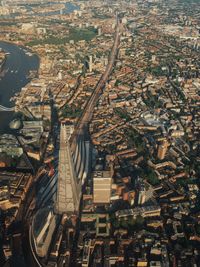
[93,171,112,204]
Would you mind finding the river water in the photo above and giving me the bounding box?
[36,2,80,16]
[0,42,39,133]
[0,42,39,107]
[0,4,79,266]
[0,2,80,134]
[0,2,80,19]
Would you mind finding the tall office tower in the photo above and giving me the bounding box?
[89,55,93,72]
[93,171,112,205]
[98,28,101,36]
[55,124,81,215]
[138,185,146,205]
[55,124,91,215]
[157,139,169,160]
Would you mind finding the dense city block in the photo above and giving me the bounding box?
[0,0,200,266]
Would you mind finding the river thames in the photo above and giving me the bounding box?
[0,2,80,134]
[0,42,39,133]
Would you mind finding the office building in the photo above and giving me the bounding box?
[93,171,112,204]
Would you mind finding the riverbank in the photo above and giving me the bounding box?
[0,41,39,106]
[0,41,40,133]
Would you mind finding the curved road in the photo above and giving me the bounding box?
[70,17,121,150]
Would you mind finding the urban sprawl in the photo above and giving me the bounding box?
[0,0,200,267]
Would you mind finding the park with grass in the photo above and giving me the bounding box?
[26,26,98,46]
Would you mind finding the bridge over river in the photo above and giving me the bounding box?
[0,105,15,111]
[0,41,39,131]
